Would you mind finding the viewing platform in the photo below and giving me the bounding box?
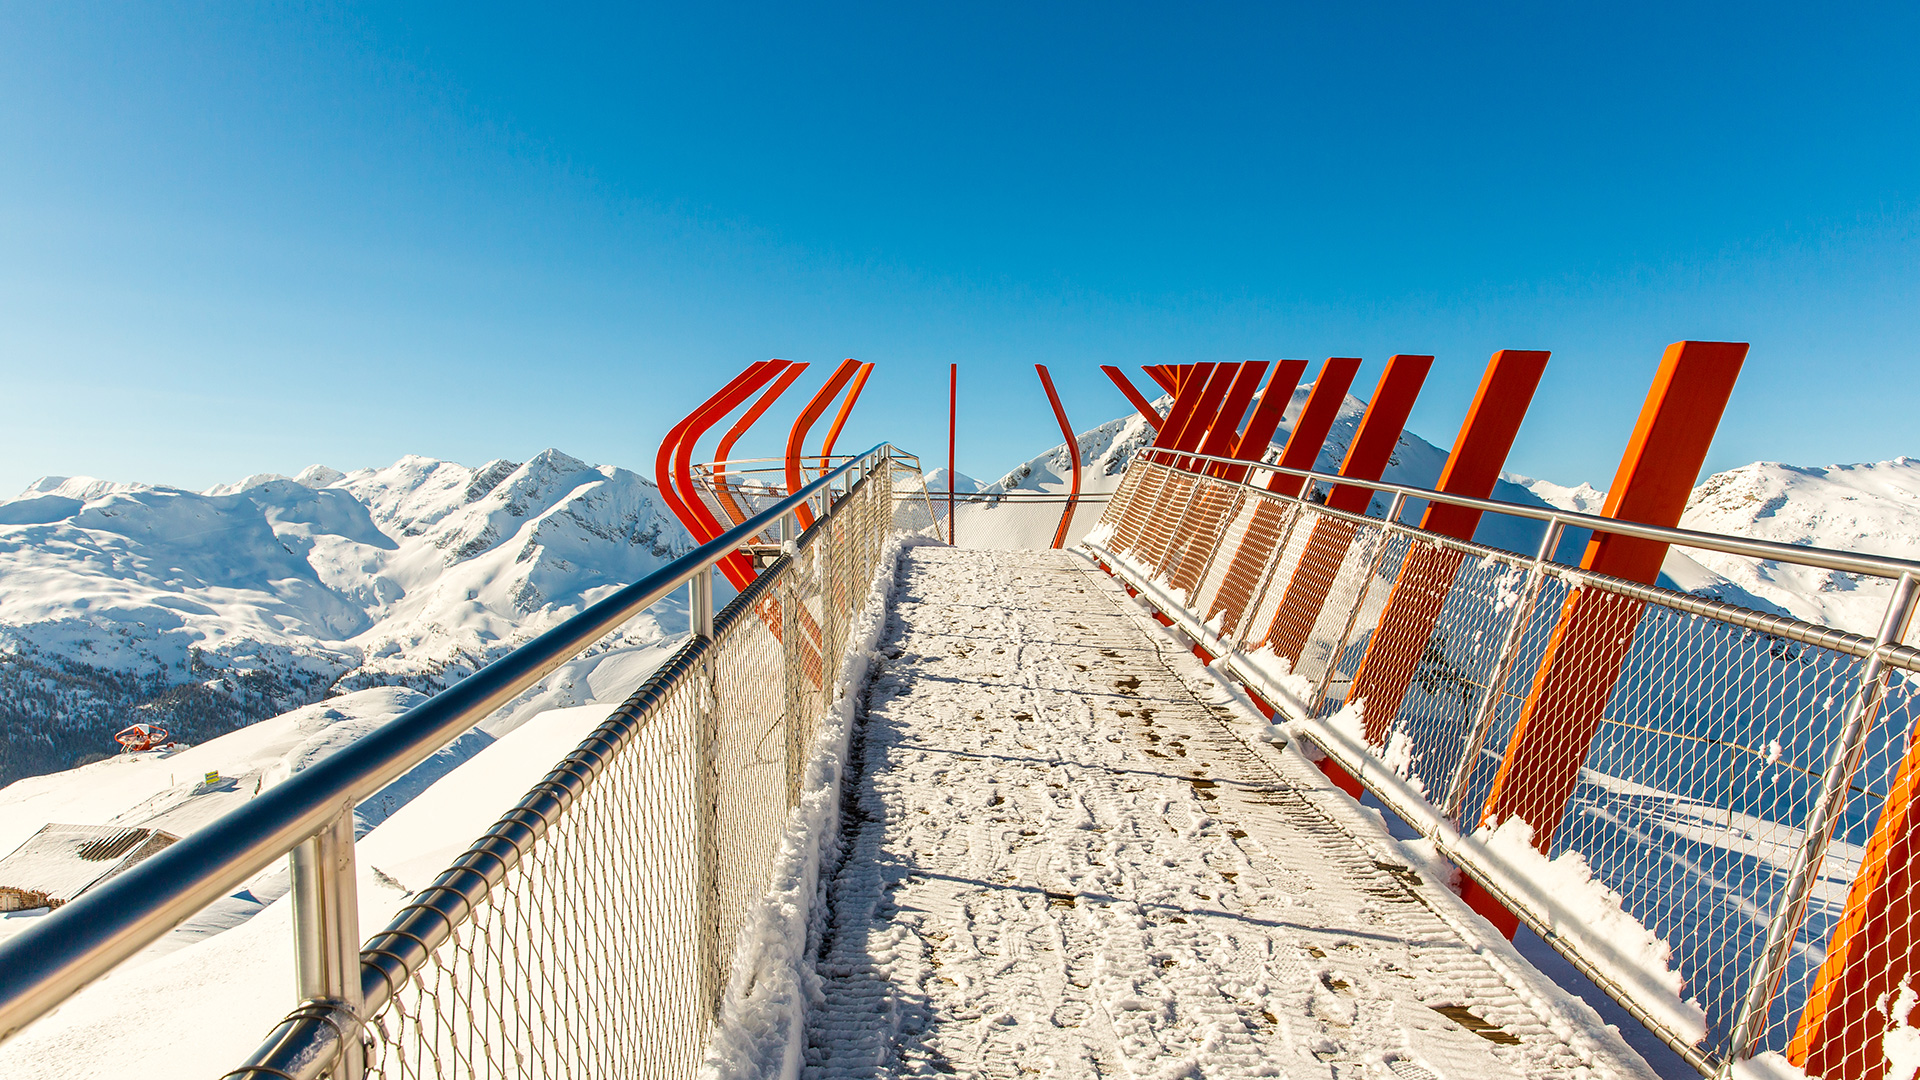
[804,546,1653,1079]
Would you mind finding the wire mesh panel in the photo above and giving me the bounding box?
[367,656,711,1080]
[1085,454,1920,1076]
[355,458,902,1080]
[1773,661,1920,1077]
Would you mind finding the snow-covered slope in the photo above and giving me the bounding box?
[0,699,620,1080]
[1506,473,1608,515]
[1679,459,1920,636]
[0,452,694,785]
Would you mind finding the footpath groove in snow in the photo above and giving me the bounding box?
[802,547,1659,1080]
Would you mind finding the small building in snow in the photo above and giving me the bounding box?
[0,824,180,911]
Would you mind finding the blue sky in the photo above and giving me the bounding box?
[2,2,1916,497]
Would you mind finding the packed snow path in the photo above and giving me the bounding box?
[803,547,1659,1080]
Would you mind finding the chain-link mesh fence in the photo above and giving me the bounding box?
[349,457,901,1080]
[1087,454,1920,1077]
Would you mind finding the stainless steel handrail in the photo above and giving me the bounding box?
[0,443,896,1049]
[1136,446,1920,582]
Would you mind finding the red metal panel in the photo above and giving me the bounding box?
[786,359,862,531]
[1223,359,1307,483]
[948,364,957,545]
[1323,355,1433,515]
[1262,356,1432,662]
[1102,365,1165,431]
[714,361,809,526]
[1266,358,1362,498]
[1196,362,1268,472]
[1152,362,1218,449]
[1144,365,1181,394]
[1479,341,1747,853]
[1347,350,1550,744]
[817,362,876,477]
[1200,358,1360,639]
[1792,720,1920,1080]
[1167,363,1238,461]
[1035,365,1082,549]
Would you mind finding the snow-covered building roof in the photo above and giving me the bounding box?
[0,823,178,911]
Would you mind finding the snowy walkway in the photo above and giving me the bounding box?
[803,547,1659,1080]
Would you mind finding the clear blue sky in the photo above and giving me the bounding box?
[3,2,1916,497]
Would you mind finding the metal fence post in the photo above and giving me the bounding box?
[1441,517,1565,822]
[1722,572,1920,1069]
[289,809,365,1080]
[692,565,715,640]
[783,547,804,803]
[691,563,723,1016]
[1310,492,1407,716]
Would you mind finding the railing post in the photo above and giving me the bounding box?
[692,560,724,1017]
[289,808,365,1080]
[691,565,715,640]
[1723,572,1920,1070]
[1442,516,1565,822]
[1310,492,1407,716]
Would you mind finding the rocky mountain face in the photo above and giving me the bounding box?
[0,451,693,785]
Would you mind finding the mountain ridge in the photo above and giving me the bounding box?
[0,451,694,785]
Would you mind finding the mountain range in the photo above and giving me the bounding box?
[6,390,1920,789]
[0,451,693,786]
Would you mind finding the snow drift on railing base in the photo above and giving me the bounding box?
[699,532,924,1080]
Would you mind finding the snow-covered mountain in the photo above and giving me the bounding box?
[1679,459,1920,635]
[0,452,694,785]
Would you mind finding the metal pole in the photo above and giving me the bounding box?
[1724,571,1920,1067]
[691,565,714,640]
[1310,493,1406,716]
[289,809,365,1080]
[948,363,957,546]
[1442,517,1565,821]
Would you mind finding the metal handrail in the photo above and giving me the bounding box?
[0,443,897,1050]
[1135,446,1920,582]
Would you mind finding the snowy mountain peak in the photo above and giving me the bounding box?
[1504,473,1608,515]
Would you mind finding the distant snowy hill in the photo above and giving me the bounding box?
[0,452,694,785]
[1680,459,1920,635]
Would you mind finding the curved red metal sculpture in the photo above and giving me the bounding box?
[1034,365,1082,550]
[817,362,875,478]
[785,359,862,531]
[714,361,810,526]
[657,360,790,589]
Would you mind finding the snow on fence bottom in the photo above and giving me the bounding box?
[351,466,903,1080]
[1083,455,1920,1080]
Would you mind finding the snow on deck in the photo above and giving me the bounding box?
[803,547,1660,1080]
